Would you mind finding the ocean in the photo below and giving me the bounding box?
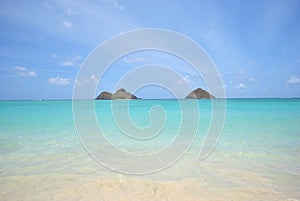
[0,99,299,201]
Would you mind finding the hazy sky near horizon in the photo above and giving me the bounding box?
[0,0,300,99]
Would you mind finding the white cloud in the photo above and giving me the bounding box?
[75,79,81,86]
[48,76,70,86]
[59,55,81,67]
[237,69,245,75]
[60,60,75,67]
[122,56,147,63]
[13,66,37,77]
[64,7,80,16]
[176,77,189,85]
[62,19,72,28]
[37,34,46,40]
[90,74,98,84]
[42,2,52,9]
[105,0,124,10]
[249,77,255,82]
[235,83,246,90]
[286,75,300,84]
[248,59,256,65]
[72,55,81,60]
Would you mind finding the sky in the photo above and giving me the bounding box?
[0,0,300,99]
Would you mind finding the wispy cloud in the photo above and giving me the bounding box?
[48,76,70,86]
[59,55,81,67]
[64,7,80,16]
[286,75,300,84]
[235,83,246,90]
[41,1,52,9]
[0,1,136,47]
[261,88,268,92]
[90,74,98,84]
[60,61,75,66]
[105,0,124,10]
[37,34,47,40]
[122,56,147,63]
[13,66,37,77]
[62,19,72,28]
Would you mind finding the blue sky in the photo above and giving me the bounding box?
[0,0,300,99]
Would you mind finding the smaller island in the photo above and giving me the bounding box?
[96,88,139,100]
[185,88,215,99]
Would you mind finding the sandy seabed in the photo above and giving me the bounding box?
[1,173,298,201]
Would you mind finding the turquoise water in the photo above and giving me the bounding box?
[0,99,300,200]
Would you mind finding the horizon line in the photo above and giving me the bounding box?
[1,97,300,101]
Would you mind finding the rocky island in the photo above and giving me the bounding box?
[96,88,139,100]
[185,88,215,99]
[96,87,215,100]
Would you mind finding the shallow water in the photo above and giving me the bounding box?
[0,99,299,200]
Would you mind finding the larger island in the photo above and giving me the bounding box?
[185,88,215,99]
[96,88,139,100]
